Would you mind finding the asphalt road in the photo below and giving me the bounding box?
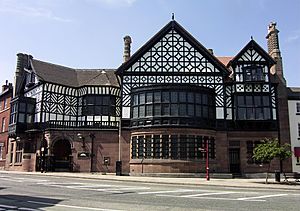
[0,172,300,211]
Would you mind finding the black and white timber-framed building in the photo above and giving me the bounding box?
[5,20,292,176]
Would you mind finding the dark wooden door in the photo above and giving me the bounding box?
[229,148,240,174]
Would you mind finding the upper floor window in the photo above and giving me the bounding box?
[244,66,264,81]
[297,103,300,114]
[298,123,300,137]
[3,98,7,109]
[1,117,6,132]
[9,98,35,125]
[25,71,36,88]
[235,95,271,120]
[131,89,215,120]
[18,102,35,123]
[82,95,116,116]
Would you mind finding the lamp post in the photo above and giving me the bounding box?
[206,137,210,181]
[77,133,95,173]
[89,133,95,172]
[199,137,210,181]
[77,133,85,148]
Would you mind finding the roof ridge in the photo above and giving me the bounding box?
[33,59,76,71]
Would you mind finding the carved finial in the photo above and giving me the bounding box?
[251,36,253,40]
[172,13,174,20]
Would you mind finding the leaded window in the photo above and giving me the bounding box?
[82,95,116,116]
[235,95,271,120]
[244,66,264,81]
[131,85,216,127]
[131,134,215,160]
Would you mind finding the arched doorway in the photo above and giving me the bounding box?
[52,139,72,172]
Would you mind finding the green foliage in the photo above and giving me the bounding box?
[253,138,292,164]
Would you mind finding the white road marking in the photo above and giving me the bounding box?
[118,187,150,190]
[40,182,150,193]
[27,200,123,211]
[18,207,40,211]
[157,195,266,202]
[66,184,112,188]
[0,177,48,183]
[0,177,23,182]
[0,204,17,209]
[138,189,195,195]
[181,192,234,197]
[237,194,288,201]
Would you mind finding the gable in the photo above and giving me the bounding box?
[238,48,266,62]
[230,40,275,66]
[117,21,229,76]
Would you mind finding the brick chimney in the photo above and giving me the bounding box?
[266,22,286,84]
[266,22,291,172]
[123,35,132,63]
[14,53,33,96]
[2,80,8,92]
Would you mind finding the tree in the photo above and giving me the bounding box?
[252,138,292,184]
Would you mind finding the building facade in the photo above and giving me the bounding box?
[6,20,292,176]
[288,88,300,172]
[0,81,13,169]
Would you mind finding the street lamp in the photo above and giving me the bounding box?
[199,137,210,181]
[77,133,95,172]
[205,137,210,181]
[89,133,95,172]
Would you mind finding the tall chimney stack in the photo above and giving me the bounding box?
[14,53,33,96]
[2,80,8,92]
[266,22,285,84]
[123,35,132,63]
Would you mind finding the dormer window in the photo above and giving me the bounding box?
[25,71,36,88]
[244,66,264,82]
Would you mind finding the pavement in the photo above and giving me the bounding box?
[1,170,300,190]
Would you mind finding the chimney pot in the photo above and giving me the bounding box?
[123,35,132,63]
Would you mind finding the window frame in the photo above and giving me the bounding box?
[296,102,300,114]
[1,117,5,132]
[235,94,272,120]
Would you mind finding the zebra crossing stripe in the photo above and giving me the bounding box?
[237,194,288,201]
[181,192,234,198]
[138,189,195,195]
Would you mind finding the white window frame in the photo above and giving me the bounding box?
[0,143,3,160]
[1,117,5,132]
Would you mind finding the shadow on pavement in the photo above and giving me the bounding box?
[0,195,62,210]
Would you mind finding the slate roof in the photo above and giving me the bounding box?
[31,59,119,87]
[287,87,300,100]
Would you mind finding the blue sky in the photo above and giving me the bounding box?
[0,0,299,88]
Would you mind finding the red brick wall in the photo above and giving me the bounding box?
[0,91,12,167]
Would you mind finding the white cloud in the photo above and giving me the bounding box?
[88,0,137,7]
[286,30,300,43]
[0,0,72,22]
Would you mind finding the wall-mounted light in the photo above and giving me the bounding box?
[77,133,85,148]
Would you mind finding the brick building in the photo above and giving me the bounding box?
[6,20,292,176]
[287,88,300,172]
[0,81,13,169]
